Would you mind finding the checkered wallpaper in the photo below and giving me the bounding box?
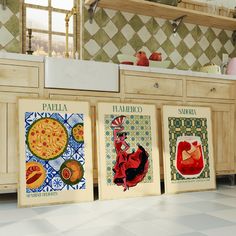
[0,2,236,71]
[0,0,20,53]
[83,7,236,70]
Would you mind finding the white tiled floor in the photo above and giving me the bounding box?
[0,184,236,236]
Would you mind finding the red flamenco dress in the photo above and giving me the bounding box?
[113,142,149,188]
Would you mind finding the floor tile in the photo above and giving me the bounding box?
[184,191,230,200]
[45,206,143,231]
[0,222,16,227]
[207,209,236,223]
[135,204,200,220]
[180,201,234,213]
[148,218,195,235]
[202,224,236,236]
[173,213,234,230]
[174,232,207,236]
[1,184,236,236]
[21,232,64,236]
[216,185,236,197]
[63,225,136,236]
[122,220,174,236]
[211,197,236,208]
[161,193,201,204]
[0,201,17,211]
[33,203,93,218]
[0,219,58,236]
[0,208,39,222]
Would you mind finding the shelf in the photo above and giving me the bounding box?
[84,0,236,31]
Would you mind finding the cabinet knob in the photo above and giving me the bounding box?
[210,87,216,92]
[153,82,159,88]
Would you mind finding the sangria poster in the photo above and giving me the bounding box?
[18,99,93,207]
[162,105,216,194]
[97,102,161,200]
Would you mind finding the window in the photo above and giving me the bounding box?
[22,0,80,58]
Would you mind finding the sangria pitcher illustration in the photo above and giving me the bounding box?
[175,136,205,178]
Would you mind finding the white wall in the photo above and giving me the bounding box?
[194,0,236,9]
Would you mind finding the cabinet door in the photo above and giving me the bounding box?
[0,63,39,87]
[0,92,39,187]
[187,102,235,175]
[0,102,7,183]
[212,104,235,174]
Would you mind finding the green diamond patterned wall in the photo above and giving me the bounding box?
[0,0,20,53]
[83,7,236,70]
[0,2,236,70]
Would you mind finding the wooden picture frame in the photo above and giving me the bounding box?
[18,98,93,207]
[162,105,216,194]
[97,102,161,200]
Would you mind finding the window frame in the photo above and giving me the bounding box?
[20,0,81,58]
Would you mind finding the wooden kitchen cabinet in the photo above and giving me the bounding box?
[120,69,236,177]
[1,57,235,192]
[0,59,44,192]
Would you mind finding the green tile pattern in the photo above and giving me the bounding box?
[5,15,19,37]
[0,0,20,53]
[4,38,20,53]
[83,7,236,70]
[94,29,110,46]
[113,33,127,49]
[0,3,236,66]
[7,0,20,14]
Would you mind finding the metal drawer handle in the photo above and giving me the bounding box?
[153,82,159,88]
[210,87,216,92]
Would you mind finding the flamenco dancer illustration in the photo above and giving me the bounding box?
[111,115,149,191]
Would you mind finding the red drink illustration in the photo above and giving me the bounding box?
[175,136,204,178]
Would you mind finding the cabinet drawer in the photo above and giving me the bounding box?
[125,76,183,96]
[0,64,39,87]
[186,80,235,100]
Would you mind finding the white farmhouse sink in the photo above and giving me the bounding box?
[45,57,119,92]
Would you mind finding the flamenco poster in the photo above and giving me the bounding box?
[97,102,161,200]
[162,105,216,194]
[18,98,93,207]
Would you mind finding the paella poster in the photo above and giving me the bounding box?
[97,102,161,200]
[162,105,216,194]
[18,99,93,207]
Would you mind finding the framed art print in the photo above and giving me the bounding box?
[18,98,93,207]
[162,105,216,194]
[97,102,161,200]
